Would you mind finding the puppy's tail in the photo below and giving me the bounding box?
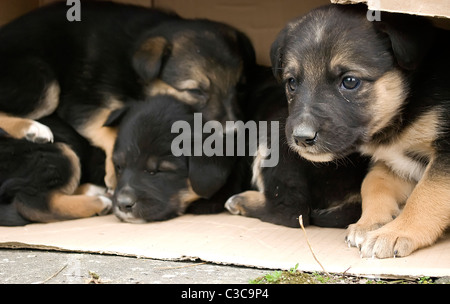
[310,200,361,228]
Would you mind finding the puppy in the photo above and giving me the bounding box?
[226,66,368,228]
[0,115,110,226]
[271,4,450,258]
[0,1,255,191]
[104,95,246,223]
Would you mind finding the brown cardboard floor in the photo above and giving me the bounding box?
[0,213,449,279]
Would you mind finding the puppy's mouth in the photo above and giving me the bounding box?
[287,137,356,163]
[288,143,335,163]
[113,206,147,224]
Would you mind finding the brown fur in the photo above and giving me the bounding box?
[0,113,35,140]
[271,4,450,257]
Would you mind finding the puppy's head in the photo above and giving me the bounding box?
[105,96,235,223]
[271,4,434,162]
[133,19,256,126]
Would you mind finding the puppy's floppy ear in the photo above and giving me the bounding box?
[375,12,436,70]
[103,107,129,127]
[132,36,172,81]
[270,27,289,82]
[189,154,236,199]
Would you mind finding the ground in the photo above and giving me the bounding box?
[0,249,448,284]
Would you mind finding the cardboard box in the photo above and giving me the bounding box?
[0,0,449,279]
[332,0,450,19]
[2,0,331,65]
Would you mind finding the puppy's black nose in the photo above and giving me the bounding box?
[116,193,136,212]
[293,132,318,147]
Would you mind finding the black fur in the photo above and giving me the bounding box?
[106,95,247,223]
[269,4,450,257]
[227,66,368,228]
[0,115,105,226]
[0,2,255,127]
[270,4,450,162]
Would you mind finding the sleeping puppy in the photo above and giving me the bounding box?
[271,4,450,258]
[0,1,255,191]
[104,95,246,223]
[0,115,110,226]
[226,66,368,228]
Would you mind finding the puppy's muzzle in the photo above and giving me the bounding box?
[115,187,137,213]
[292,125,318,147]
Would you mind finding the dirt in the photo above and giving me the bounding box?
[249,269,442,284]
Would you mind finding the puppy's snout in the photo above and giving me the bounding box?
[116,190,137,212]
[292,125,318,147]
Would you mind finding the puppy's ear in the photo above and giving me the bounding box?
[375,13,436,70]
[103,107,129,127]
[270,27,289,82]
[189,155,236,199]
[132,36,172,81]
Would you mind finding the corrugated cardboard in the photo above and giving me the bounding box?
[0,214,449,278]
[332,0,450,19]
[0,0,449,279]
[152,0,330,65]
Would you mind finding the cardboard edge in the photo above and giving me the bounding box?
[330,0,450,19]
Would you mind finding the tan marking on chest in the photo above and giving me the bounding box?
[361,110,441,182]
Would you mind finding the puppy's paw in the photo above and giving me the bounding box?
[77,184,113,216]
[25,121,54,143]
[225,191,266,217]
[80,184,109,196]
[359,227,416,258]
[225,195,245,215]
[97,195,113,216]
[345,222,384,249]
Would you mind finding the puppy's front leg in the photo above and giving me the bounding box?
[0,113,54,143]
[346,162,415,249]
[78,108,118,191]
[359,156,450,258]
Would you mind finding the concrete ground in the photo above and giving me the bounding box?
[0,249,272,284]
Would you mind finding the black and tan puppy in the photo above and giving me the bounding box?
[226,66,368,228]
[104,95,247,223]
[0,1,255,191]
[0,115,110,226]
[271,4,450,258]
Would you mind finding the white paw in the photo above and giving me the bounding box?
[25,121,54,143]
[98,195,113,215]
[84,184,109,197]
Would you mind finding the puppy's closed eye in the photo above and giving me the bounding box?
[159,160,178,172]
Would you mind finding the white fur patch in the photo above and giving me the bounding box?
[25,120,54,143]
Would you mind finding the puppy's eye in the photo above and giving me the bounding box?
[341,76,361,90]
[287,78,297,92]
[187,88,207,98]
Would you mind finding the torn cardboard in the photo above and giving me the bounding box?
[0,213,449,278]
